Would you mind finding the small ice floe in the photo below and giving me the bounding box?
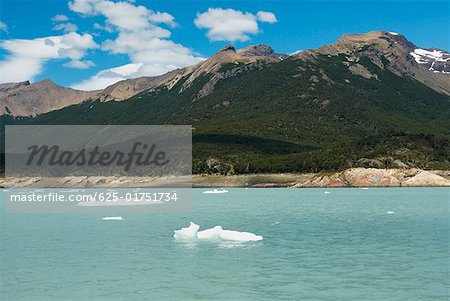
[203,189,229,194]
[387,211,395,214]
[173,222,263,242]
[324,191,331,194]
[102,216,124,220]
[361,187,369,190]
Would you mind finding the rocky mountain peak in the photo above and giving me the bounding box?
[33,79,59,89]
[219,45,236,52]
[0,80,30,93]
[335,31,450,84]
[238,44,289,59]
[238,44,274,56]
[325,30,416,56]
[339,31,410,44]
[296,30,450,95]
[0,80,95,116]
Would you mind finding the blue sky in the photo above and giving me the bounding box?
[0,0,448,90]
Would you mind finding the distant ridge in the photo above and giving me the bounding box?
[0,79,96,116]
[1,32,448,116]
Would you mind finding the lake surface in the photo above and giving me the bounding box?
[1,188,449,300]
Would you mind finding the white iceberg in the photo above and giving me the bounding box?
[203,189,228,194]
[173,222,263,242]
[102,216,124,220]
[173,222,200,240]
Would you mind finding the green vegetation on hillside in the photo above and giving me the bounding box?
[3,53,450,174]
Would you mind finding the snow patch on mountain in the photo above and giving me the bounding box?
[410,48,450,74]
[411,49,448,63]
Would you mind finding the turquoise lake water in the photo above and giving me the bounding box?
[1,188,449,300]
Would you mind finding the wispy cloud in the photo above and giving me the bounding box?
[51,14,70,22]
[0,32,98,83]
[0,21,8,33]
[71,63,142,91]
[194,8,277,42]
[52,22,78,33]
[256,11,278,24]
[63,59,95,69]
[51,14,78,33]
[68,0,203,90]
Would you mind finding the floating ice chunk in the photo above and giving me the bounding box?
[173,222,200,240]
[361,187,369,190]
[203,189,229,194]
[173,222,263,242]
[324,191,331,194]
[220,229,263,242]
[198,226,223,240]
[102,216,124,220]
[387,211,395,214]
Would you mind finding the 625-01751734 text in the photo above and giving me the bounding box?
[8,191,179,203]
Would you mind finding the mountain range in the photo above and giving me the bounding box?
[1,31,449,174]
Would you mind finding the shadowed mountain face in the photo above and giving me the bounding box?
[2,31,450,173]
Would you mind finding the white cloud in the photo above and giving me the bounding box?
[71,63,142,90]
[68,0,203,90]
[62,32,97,50]
[148,11,177,28]
[93,22,114,33]
[0,21,8,33]
[69,0,176,31]
[52,14,70,22]
[63,59,95,69]
[256,11,277,24]
[194,8,277,42]
[52,22,78,32]
[0,32,98,83]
